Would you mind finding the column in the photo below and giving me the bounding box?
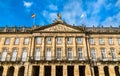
[63,37,66,59]
[40,65,44,76]
[14,65,19,76]
[109,65,116,76]
[52,65,56,76]
[41,36,45,59]
[52,37,56,60]
[73,37,77,59]
[30,36,35,56]
[85,65,92,76]
[98,66,105,76]
[63,65,67,76]
[74,65,79,76]
[3,66,8,76]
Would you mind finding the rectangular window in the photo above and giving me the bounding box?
[36,37,42,44]
[99,38,104,44]
[108,38,113,44]
[1,48,7,61]
[4,38,10,45]
[57,37,62,44]
[101,48,106,60]
[91,48,96,60]
[77,37,82,44]
[78,48,83,60]
[118,38,120,44]
[46,37,52,44]
[110,48,116,59]
[14,38,20,45]
[67,37,72,44]
[89,38,94,44]
[35,48,40,60]
[68,48,72,60]
[24,38,29,45]
[57,48,62,60]
[46,48,51,60]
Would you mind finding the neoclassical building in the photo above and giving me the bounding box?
[0,15,120,76]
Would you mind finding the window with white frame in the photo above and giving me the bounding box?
[14,38,20,45]
[1,48,7,61]
[78,48,83,60]
[46,48,51,60]
[57,48,62,60]
[35,48,40,60]
[77,37,82,44]
[57,37,62,44]
[89,38,94,44]
[110,48,116,59]
[24,38,29,45]
[118,38,120,44]
[101,48,106,60]
[36,37,42,44]
[11,48,17,61]
[22,48,27,61]
[108,38,113,44]
[91,48,96,60]
[67,37,72,44]
[4,38,10,45]
[46,37,51,44]
[99,38,104,44]
[68,48,72,60]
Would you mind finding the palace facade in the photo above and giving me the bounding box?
[0,16,120,76]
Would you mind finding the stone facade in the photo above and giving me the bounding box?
[0,17,120,76]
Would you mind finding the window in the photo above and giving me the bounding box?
[22,48,27,61]
[4,38,10,45]
[46,37,51,44]
[57,37,62,44]
[77,37,82,44]
[108,38,113,44]
[89,38,94,44]
[101,48,106,60]
[118,38,120,44]
[36,37,42,44]
[68,48,72,60]
[11,48,17,61]
[14,38,20,45]
[110,48,116,59]
[78,48,83,60]
[46,48,51,60]
[67,37,72,44]
[35,48,40,60]
[99,38,104,44]
[1,48,7,61]
[57,48,62,60]
[24,38,29,45]
[91,48,96,60]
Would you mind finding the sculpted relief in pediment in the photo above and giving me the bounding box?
[41,24,80,32]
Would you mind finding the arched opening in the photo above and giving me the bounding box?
[18,66,25,76]
[114,66,120,76]
[56,66,63,76]
[67,66,74,76]
[104,66,109,76]
[93,66,99,76]
[7,66,14,76]
[79,66,85,76]
[32,66,40,76]
[0,66,3,76]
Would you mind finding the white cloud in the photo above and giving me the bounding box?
[116,0,120,8]
[23,1,33,8]
[49,4,58,11]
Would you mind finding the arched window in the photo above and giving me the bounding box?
[22,48,27,61]
[110,48,116,59]
[11,48,17,61]
[91,48,96,60]
[35,48,40,60]
[1,48,7,61]
[101,48,106,60]
[78,48,83,60]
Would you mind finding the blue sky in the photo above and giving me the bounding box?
[0,0,120,27]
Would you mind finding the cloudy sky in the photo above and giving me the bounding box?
[0,0,120,27]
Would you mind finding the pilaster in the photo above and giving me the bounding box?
[109,65,116,76]
[74,65,79,76]
[98,65,104,76]
[40,65,44,76]
[63,65,67,76]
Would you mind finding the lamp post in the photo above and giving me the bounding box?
[85,33,93,76]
